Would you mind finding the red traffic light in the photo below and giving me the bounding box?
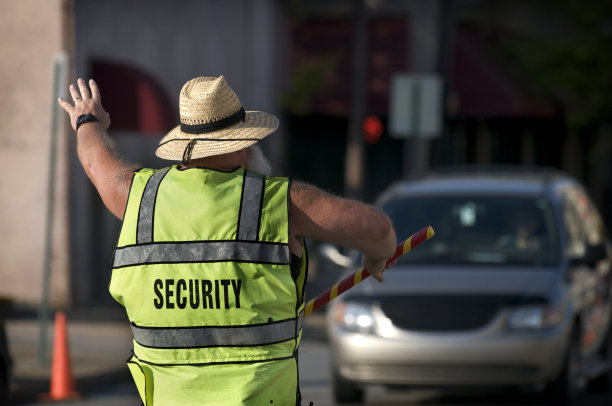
[362,115,384,144]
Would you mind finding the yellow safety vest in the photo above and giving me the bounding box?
[109,166,307,405]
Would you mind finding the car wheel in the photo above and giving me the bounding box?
[332,369,364,404]
[588,328,612,391]
[543,328,581,405]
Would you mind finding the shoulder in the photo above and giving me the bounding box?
[290,179,336,199]
[290,181,338,211]
[133,166,168,177]
[288,181,361,230]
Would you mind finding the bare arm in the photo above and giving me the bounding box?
[290,182,396,281]
[58,78,138,219]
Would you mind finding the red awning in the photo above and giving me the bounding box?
[289,19,557,119]
[450,27,557,118]
[289,17,408,116]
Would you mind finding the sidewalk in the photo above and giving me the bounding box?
[5,306,329,405]
[5,308,139,405]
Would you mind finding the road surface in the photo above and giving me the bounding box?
[6,314,611,405]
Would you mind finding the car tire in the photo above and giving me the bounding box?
[0,364,7,406]
[588,328,612,392]
[543,328,581,405]
[332,369,364,404]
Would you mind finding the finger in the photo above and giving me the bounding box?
[77,78,91,100]
[69,84,81,102]
[57,97,74,113]
[89,79,101,102]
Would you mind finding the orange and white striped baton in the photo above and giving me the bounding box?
[303,225,435,317]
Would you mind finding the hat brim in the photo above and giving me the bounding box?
[155,111,279,161]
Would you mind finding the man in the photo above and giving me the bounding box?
[497,207,543,251]
[58,76,396,405]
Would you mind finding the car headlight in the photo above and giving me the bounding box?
[332,302,376,334]
[507,305,562,330]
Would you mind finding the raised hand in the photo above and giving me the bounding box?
[57,78,110,131]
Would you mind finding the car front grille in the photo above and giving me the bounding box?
[373,295,547,332]
[342,363,541,385]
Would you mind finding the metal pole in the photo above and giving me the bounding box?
[344,0,368,198]
[38,52,67,366]
[404,82,423,180]
[404,1,442,180]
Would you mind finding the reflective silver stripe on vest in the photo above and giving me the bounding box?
[131,317,300,348]
[237,171,264,241]
[113,241,290,268]
[137,168,170,244]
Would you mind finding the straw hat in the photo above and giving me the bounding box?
[155,76,278,161]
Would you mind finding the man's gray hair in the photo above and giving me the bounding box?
[246,145,272,177]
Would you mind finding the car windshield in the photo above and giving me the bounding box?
[383,195,560,266]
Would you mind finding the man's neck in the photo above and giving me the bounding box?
[182,150,247,171]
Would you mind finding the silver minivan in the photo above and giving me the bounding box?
[327,169,612,404]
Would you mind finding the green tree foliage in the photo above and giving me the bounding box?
[280,53,341,116]
[499,0,612,132]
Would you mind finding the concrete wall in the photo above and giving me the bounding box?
[74,0,285,134]
[0,0,72,307]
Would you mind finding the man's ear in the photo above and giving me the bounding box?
[235,148,249,167]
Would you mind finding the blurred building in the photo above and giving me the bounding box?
[70,0,287,307]
[0,0,287,308]
[0,0,71,308]
[0,0,608,308]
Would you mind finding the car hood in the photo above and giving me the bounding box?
[347,265,559,299]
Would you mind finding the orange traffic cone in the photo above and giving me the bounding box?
[41,311,81,401]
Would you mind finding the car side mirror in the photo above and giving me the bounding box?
[569,243,608,268]
[318,243,353,268]
[586,243,608,265]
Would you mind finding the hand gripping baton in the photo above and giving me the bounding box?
[303,225,435,317]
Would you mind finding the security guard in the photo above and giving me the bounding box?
[59,76,396,405]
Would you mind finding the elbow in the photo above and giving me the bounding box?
[369,214,396,258]
[372,215,393,242]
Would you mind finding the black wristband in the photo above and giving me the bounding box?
[76,114,100,131]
